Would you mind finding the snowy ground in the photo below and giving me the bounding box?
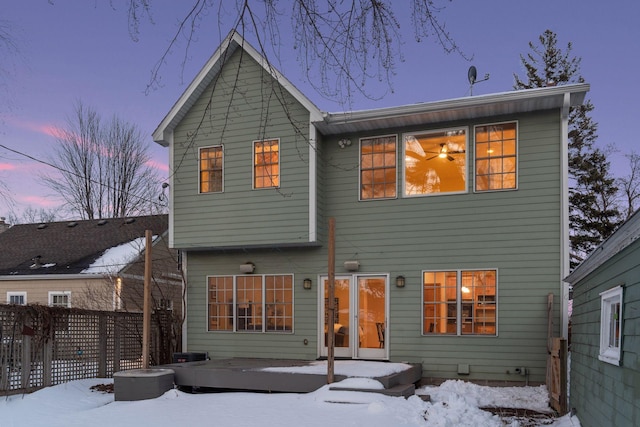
[0,362,582,427]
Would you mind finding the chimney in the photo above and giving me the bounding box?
[0,217,9,234]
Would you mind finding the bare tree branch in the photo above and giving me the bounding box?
[41,101,164,219]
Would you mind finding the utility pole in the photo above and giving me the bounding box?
[327,218,335,383]
[142,230,152,369]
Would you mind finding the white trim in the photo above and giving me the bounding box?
[167,132,175,249]
[0,274,108,281]
[48,291,71,308]
[252,138,281,190]
[472,121,519,193]
[598,286,623,365]
[6,291,27,305]
[420,268,498,337]
[560,92,571,340]
[308,123,317,242]
[401,126,469,198]
[153,31,323,146]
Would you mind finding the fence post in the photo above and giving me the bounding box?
[21,335,31,390]
[113,315,121,374]
[98,315,107,378]
[42,322,54,387]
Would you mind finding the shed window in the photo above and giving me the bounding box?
[599,286,623,365]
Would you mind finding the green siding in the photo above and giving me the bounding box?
[570,240,640,427]
[180,109,565,384]
[172,48,313,248]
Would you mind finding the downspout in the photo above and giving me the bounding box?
[308,122,317,242]
[181,251,188,351]
[560,92,571,340]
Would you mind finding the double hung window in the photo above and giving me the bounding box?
[474,122,517,191]
[199,146,223,193]
[599,286,623,365]
[360,135,397,200]
[254,139,280,188]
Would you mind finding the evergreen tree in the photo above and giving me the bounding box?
[514,30,621,266]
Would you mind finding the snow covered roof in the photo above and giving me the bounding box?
[0,215,167,277]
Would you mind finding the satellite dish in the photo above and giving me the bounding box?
[468,66,477,85]
[467,65,489,95]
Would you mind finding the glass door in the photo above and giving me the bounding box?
[320,275,388,359]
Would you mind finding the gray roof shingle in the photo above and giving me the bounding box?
[0,215,168,276]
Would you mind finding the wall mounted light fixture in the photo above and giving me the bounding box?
[395,275,406,288]
[338,138,352,149]
[239,262,255,274]
[303,278,312,290]
[344,260,360,272]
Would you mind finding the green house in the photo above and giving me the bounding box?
[565,210,640,426]
[153,32,589,384]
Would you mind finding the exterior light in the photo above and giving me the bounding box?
[239,262,255,274]
[303,278,312,290]
[395,275,406,288]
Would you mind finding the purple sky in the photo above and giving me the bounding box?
[1,1,639,220]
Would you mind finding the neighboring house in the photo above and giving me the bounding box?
[565,210,640,427]
[0,215,182,316]
[153,31,589,384]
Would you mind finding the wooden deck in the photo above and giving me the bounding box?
[160,358,422,396]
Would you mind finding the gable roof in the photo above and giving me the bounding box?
[153,31,323,146]
[565,209,640,285]
[0,215,168,277]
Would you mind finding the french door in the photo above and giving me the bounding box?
[319,274,388,359]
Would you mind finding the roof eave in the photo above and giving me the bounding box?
[314,83,590,135]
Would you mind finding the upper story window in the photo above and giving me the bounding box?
[474,122,517,191]
[199,145,223,193]
[403,128,467,196]
[423,269,496,336]
[254,139,280,188]
[599,286,623,365]
[7,292,26,305]
[360,135,397,200]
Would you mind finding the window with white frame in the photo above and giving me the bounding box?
[7,292,27,305]
[422,269,496,336]
[199,145,224,193]
[253,139,280,188]
[207,274,293,333]
[475,122,517,191]
[49,291,71,308]
[360,135,397,200]
[403,128,467,196]
[599,286,623,365]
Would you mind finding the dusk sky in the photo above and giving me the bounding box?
[1,1,639,221]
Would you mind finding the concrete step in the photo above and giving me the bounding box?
[329,382,415,398]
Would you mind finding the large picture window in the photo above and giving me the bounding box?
[599,286,623,365]
[423,269,496,336]
[475,122,517,191]
[403,128,467,196]
[254,139,280,188]
[199,146,223,193]
[360,135,397,200]
[207,274,293,333]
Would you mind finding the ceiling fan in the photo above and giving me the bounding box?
[425,143,465,161]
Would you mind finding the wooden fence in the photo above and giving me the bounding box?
[0,304,181,396]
